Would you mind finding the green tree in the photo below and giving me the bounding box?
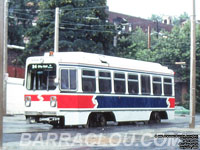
[149,14,163,22]
[116,27,148,58]
[25,0,116,56]
[117,21,200,112]
[173,12,189,25]
[8,0,39,46]
[8,0,39,65]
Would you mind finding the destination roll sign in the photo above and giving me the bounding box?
[30,64,56,71]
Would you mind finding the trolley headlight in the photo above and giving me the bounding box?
[25,96,31,107]
[50,96,57,107]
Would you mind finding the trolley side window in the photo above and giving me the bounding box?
[60,69,77,90]
[153,77,162,95]
[82,70,96,92]
[141,75,151,95]
[128,74,139,94]
[99,71,111,93]
[114,73,125,94]
[164,78,172,96]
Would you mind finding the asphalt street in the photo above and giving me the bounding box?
[2,114,200,150]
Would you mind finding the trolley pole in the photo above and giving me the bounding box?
[189,0,196,128]
[54,7,59,53]
[0,0,5,148]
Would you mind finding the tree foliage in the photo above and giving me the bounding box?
[8,0,39,46]
[172,12,190,25]
[8,0,39,65]
[8,1,200,111]
[149,14,163,22]
[117,21,200,111]
[25,0,115,56]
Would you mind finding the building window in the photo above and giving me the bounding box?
[128,74,138,94]
[141,75,150,95]
[99,71,111,93]
[153,77,162,95]
[82,70,96,92]
[61,69,77,90]
[114,73,125,94]
[164,78,172,96]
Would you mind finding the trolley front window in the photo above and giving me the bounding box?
[26,64,56,90]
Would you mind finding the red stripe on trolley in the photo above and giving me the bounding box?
[24,94,96,108]
[168,98,175,108]
[57,95,95,109]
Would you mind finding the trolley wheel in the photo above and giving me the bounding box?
[84,116,93,128]
[35,117,39,123]
[26,116,31,124]
[26,116,37,124]
[59,117,65,128]
[149,112,161,124]
[154,112,161,123]
[51,121,59,128]
[99,114,107,127]
[84,121,90,129]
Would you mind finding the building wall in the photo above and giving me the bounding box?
[108,11,173,32]
[6,77,24,114]
[8,66,25,78]
[175,82,188,105]
[8,48,25,78]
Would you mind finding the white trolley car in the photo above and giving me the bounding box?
[24,52,175,127]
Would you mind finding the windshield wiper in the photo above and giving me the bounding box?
[46,71,49,91]
[33,72,36,91]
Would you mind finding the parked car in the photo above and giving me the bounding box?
[175,106,190,115]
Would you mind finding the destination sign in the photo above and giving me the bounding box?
[29,64,56,70]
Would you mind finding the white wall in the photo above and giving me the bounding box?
[6,77,25,115]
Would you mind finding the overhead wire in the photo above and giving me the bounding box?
[60,21,115,27]
[8,15,116,33]
[8,12,115,28]
[10,6,107,13]
[10,8,54,12]
[8,11,37,17]
[59,27,115,33]
[60,6,107,11]
[8,6,113,27]
[8,16,34,21]
[8,6,116,32]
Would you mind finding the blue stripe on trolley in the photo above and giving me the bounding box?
[96,96,168,108]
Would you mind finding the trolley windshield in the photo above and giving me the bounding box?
[26,64,56,90]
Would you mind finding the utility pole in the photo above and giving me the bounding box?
[148,26,151,49]
[113,36,117,47]
[189,0,196,128]
[0,0,5,148]
[3,0,9,115]
[54,7,59,53]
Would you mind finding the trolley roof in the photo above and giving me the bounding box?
[27,52,174,75]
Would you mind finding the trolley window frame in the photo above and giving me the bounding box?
[59,68,78,92]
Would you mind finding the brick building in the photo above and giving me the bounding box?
[107,11,173,33]
[8,48,25,78]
